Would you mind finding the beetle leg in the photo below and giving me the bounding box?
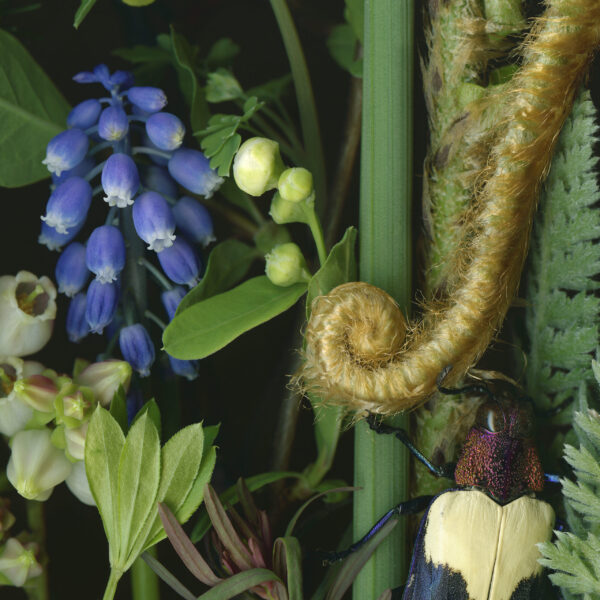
[366,413,455,479]
[319,495,434,564]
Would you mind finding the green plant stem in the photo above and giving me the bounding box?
[25,501,48,600]
[269,0,327,216]
[355,0,413,598]
[102,569,123,600]
[306,209,327,266]
[132,547,160,600]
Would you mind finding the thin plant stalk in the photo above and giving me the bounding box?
[132,547,160,600]
[354,0,413,598]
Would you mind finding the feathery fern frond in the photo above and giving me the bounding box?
[538,369,600,599]
[524,90,600,417]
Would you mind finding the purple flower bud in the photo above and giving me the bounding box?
[132,191,176,252]
[168,148,223,198]
[173,196,215,247]
[127,86,167,113]
[98,106,129,141]
[101,153,140,207]
[142,166,178,198]
[67,99,102,129]
[66,293,89,342]
[86,226,126,283]
[38,221,82,252]
[52,157,95,186]
[93,64,111,88]
[85,280,119,334]
[41,177,92,234]
[157,238,201,288]
[73,65,133,91]
[55,243,89,297]
[119,324,155,377]
[109,70,134,89]
[167,356,198,381]
[160,286,186,320]
[42,129,89,177]
[145,112,185,151]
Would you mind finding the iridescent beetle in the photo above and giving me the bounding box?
[332,369,558,600]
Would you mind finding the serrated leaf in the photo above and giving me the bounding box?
[206,38,240,68]
[131,399,161,440]
[210,133,242,176]
[176,240,258,315]
[201,125,239,157]
[0,29,70,187]
[85,407,126,564]
[73,0,97,28]
[327,24,363,78]
[206,69,243,103]
[163,276,307,360]
[116,412,161,568]
[109,385,128,433]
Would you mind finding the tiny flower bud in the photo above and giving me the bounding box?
[101,152,140,208]
[0,499,16,536]
[160,286,186,320]
[0,272,57,357]
[98,105,129,141]
[127,86,167,113]
[167,356,198,381]
[0,538,42,587]
[76,359,132,407]
[0,357,32,437]
[86,225,126,283]
[145,112,185,151]
[233,137,285,196]
[278,167,314,202]
[55,242,89,297]
[38,222,82,251]
[168,148,223,198]
[7,429,72,501]
[41,177,92,235]
[119,324,155,377]
[66,293,90,342]
[13,374,57,413]
[173,196,215,247]
[67,99,102,129]
[65,460,95,506]
[269,190,315,225]
[142,165,178,198]
[265,243,311,287]
[157,238,201,288]
[42,129,89,177]
[85,280,119,334]
[64,423,88,461]
[132,191,176,252]
[55,383,95,427]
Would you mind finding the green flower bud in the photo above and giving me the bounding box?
[64,422,88,462]
[278,167,313,202]
[54,382,96,429]
[269,190,315,225]
[233,138,285,196]
[7,429,72,501]
[0,499,15,537]
[75,359,132,407]
[265,243,311,287]
[0,538,42,587]
[13,375,57,413]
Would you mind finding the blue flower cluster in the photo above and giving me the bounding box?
[40,64,219,380]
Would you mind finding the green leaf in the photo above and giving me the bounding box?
[197,569,282,600]
[163,276,307,360]
[307,226,357,318]
[116,412,161,569]
[344,0,364,43]
[254,221,292,254]
[131,399,162,440]
[143,424,206,547]
[85,407,126,564]
[203,424,220,449]
[191,471,301,542]
[170,28,209,132]
[73,0,97,29]
[206,38,240,68]
[273,537,303,600]
[141,551,197,600]
[0,29,70,187]
[206,69,244,103]
[210,133,242,176]
[246,75,293,102]
[327,24,362,78]
[109,385,128,434]
[176,240,257,315]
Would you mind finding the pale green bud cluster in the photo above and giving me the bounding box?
[269,168,315,226]
[265,243,311,287]
[233,137,285,196]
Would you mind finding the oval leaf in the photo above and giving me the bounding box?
[0,29,70,187]
[163,276,307,360]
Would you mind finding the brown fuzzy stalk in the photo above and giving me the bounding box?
[301,0,600,415]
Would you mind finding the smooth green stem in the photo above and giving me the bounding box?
[132,547,160,600]
[139,257,173,291]
[25,501,48,600]
[132,146,172,160]
[144,309,167,331]
[306,209,327,266]
[355,0,413,598]
[102,569,123,600]
[269,0,327,216]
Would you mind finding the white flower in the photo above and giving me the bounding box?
[7,429,72,501]
[65,460,95,506]
[0,538,42,587]
[75,359,132,407]
[64,422,88,461]
[0,272,57,357]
